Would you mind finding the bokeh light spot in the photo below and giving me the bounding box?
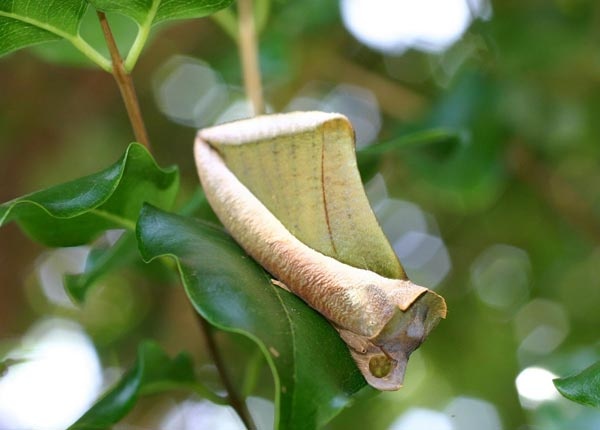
[515,366,559,408]
[514,299,569,356]
[444,396,502,430]
[471,244,531,311]
[389,407,453,430]
[340,0,492,54]
[366,174,451,288]
[0,319,102,430]
[154,56,228,127]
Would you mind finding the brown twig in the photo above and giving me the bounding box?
[97,11,151,150]
[237,0,264,116]
[195,312,257,430]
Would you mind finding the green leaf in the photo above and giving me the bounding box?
[90,0,234,26]
[64,231,139,303]
[0,0,110,70]
[357,128,464,182]
[69,341,223,429]
[554,361,600,408]
[89,0,235,69]
[0,0,85,54]
[0,143,179,247]
[360,128,464,156]
[31,8,137,68]
[137,204,369,430]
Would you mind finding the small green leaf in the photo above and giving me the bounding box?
[554,361,600,408]
[0,0,110,70]
[69,341,222,429]
[136,204,369,430]
[0,143,179,247]
[0,0,86,55]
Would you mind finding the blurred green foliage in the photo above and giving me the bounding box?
[1,0,600,429]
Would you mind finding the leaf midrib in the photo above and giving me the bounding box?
[0,9,77,41]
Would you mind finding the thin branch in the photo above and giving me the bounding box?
[195,312,257,430]
[237,0,264,116]
[97,11,151,150]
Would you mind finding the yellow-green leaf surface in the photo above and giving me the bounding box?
[200,111,406,280]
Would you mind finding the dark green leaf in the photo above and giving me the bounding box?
[0,143,179,247]
[136,205,369,430]
[357,128,464,182]
[554,361,600,408]
[0,0,87,57]
[360,128,464,156]
[69,341,220,429]
[90,0,235,26]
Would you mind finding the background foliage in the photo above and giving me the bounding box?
[1,0,600,429]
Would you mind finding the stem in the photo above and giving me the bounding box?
[124,0,159,71]
[237,0,264,116]
[196,313,256,429]
[124,22,152,72]
[70,35,113,72]
[97,11,151,150]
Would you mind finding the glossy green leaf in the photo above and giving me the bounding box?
[0,143,179,247]
[90,0,234,26]
[554,361,600,408]
[136,204,369,430]
[0,0,110,69]
[69,341,222,429]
